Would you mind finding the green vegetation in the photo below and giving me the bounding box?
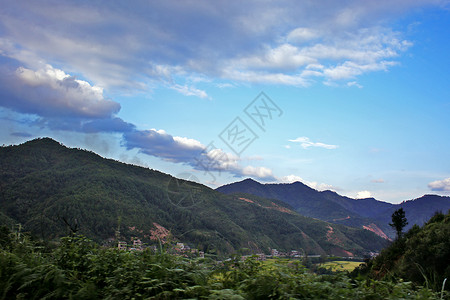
[0,139,450,300]
[353,211,450,294]
[1,138,448,299]
[0,228,442,299]
[0,138,386,256]
[319,260,362,272]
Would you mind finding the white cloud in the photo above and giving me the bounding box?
[222,69,310,87]
[242,166,274,179]
[200,148,240,172]
[280,174,304,183]
[428,178,450,192]
[323,60,397,80]
[170,84,208,99]
[0,64,120,119]
[347,81,363,88]
[289,137,338,149]
[215,82,234,89]
[223,25,412,84]
[173,136,205,150]
[356,190,372,199]
[287,27,320,43]
[235,44,315,71]
[200,148,276,181]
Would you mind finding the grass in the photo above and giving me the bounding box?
[319,260,363,272]
[261,258,363,272]
[260,258,291,267]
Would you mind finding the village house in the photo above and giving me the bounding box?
[118,241,127,250]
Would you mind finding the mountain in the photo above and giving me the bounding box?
[217,179,450,239]
[0,138,387,257]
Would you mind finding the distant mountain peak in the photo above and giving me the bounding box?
[357,197,377,201]
[219,178,263,188]
[241,178,260,184]
[23,137,64,147]
[290,180,309,187]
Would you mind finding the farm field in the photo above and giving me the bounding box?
[319,260,363,272]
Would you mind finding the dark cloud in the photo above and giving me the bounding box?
[31,116,134,135]
[11,132,33,137]
[82,118,135,133]
[122,129,276,181]
[123,129,204,163]
[0,61,131,134]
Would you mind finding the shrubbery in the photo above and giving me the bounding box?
[0,227,444,299]
[353,211,450,296]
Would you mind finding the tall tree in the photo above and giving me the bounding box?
[389,208,408,238]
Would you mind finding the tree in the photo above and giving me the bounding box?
[389,208,408,238]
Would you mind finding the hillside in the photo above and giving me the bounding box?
[217,179,450,239]
[0,138,387,257]
[356,211,450,292]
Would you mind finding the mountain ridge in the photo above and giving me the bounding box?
[216,178,450,239]
[0,137,388,257]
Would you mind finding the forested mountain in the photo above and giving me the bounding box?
[217,179,450,239]
[0,138,387,257]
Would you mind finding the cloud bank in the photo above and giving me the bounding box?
[1,0,444,92]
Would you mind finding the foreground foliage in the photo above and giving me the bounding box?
[0,229,443,299]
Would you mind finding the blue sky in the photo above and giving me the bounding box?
[0,1,449,203]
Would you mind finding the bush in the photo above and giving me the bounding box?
[0,231,443,299]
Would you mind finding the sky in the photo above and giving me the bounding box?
[0,1,449,203]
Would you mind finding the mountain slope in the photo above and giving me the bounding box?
[362,211,450,292]
[217,179,450,239]
[0,138,387,256]
[217,179,384,232]
[217,179,361,221]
